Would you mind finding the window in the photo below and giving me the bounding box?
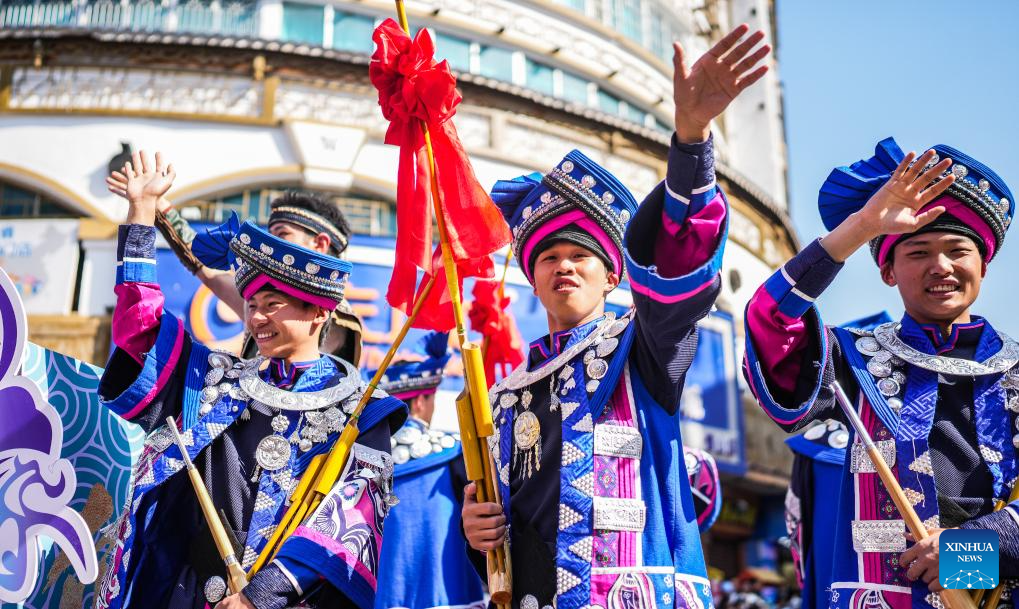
[177,0,217,34]
[0,182,78,218]
[435,32,471,72]
[333,11,374,53]
[281,2,324,45]
[555,0,586,11]
[478,45,514,81]
[129,0,165,31]
[525,59,554,96]
[597,90,621,114]
[612,0,643,43]
[561,71,590,105]
[622,103,646,125]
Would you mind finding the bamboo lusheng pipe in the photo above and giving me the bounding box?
[165,416,249,595]
[974,477,1019,607]
[386,1,512,604]
[831,383,977,609]
[247,274,437,577]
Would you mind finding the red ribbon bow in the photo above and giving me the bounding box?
[370,19,511,330]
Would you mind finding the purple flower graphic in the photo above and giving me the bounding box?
[0,268,97,602]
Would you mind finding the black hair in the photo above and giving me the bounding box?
[270,191,352,240]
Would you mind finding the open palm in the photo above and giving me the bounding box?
[673,24,770,141]
[859,150,955,236]
[123,150,175,204]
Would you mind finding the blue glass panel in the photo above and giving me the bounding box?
[561,71,590,105]
[435,32,471,72]
[281,1,324,45]
[597,90,621,114]
[479,45,513,81]
[333,11,374,53]
[525,59,554,96]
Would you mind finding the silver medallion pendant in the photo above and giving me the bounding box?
[271,413,290,433]
[514,411,541,450]
[255,435,291,471]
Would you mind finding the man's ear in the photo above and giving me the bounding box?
[605,271,620,293]
[313,232,332,255]
[981,260,988,278]
[879,262,897,287]
[314,306,330,325]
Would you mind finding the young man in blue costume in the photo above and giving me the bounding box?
[744,139,1019,608]
[461,25,771,609]
[366,332,486,609]
[95,151,407,609]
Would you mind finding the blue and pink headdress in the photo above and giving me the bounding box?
[819,137,1013,265]
[490,150,639,284]
[193,214,352,310]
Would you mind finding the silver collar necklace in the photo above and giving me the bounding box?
[239,355,360,411]
[872,322,1019,377]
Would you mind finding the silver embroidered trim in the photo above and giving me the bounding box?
[851,519,906,553]
[239,355,361,411]
[873,322,1019,376]
[593,424,643,459]
[593,497,646,532]
[492,313,628,391]
[850,440,896,473]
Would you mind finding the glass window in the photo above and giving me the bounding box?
[555,0,586,12]
[622,103,646,125]
[478,45,513,81]
[597,90,621,114]
[130,0,165,31]
[435,32,471,72]
[221,1,258,37]
[561,71,590,105]
[0,182,77,218]
[177,0,216,34]
[613,0,642,43]
[281,2,324,45]
[525,59,554,96]
[333,11,374,53]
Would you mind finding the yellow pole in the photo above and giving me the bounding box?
[248,275,437,576]
[391,3,511,604]
[974,477,1019,607]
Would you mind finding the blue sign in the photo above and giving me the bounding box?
[940,529,999,590]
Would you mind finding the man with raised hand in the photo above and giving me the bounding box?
[106,171,364,363]
[743,139,1018,607]
[461,25,771,609]
[96,150,406,609]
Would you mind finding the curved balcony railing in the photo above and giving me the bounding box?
[0,0,259,37]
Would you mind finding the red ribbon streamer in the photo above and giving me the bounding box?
[469,277,525,386]
[370,19,511,330]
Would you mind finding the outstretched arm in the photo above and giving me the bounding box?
[108,164,246,317]
[626,25,770,410]
[743,149,957,430]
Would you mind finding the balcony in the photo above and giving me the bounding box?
[0,0,259,38]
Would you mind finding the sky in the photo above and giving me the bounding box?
[775,1,1019,336]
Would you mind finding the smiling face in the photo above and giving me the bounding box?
[880,232,986,331]
[269,221,332,255]
[245,288,329,362]
[531,241,619,334]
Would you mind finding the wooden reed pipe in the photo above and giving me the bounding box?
[166,416,249,595]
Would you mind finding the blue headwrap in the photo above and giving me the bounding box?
[818,137,1013,264]
[365,332,451,398]
[490,150,638,283]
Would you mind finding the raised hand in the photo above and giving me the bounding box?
[673,24,771,143]
[106,168,171,213]
[121,150,175,226]
[855,150,954,238]
[819,150,955,262]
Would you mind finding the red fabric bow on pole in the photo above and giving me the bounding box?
[369,19,511,331]
[469,278,525,386]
